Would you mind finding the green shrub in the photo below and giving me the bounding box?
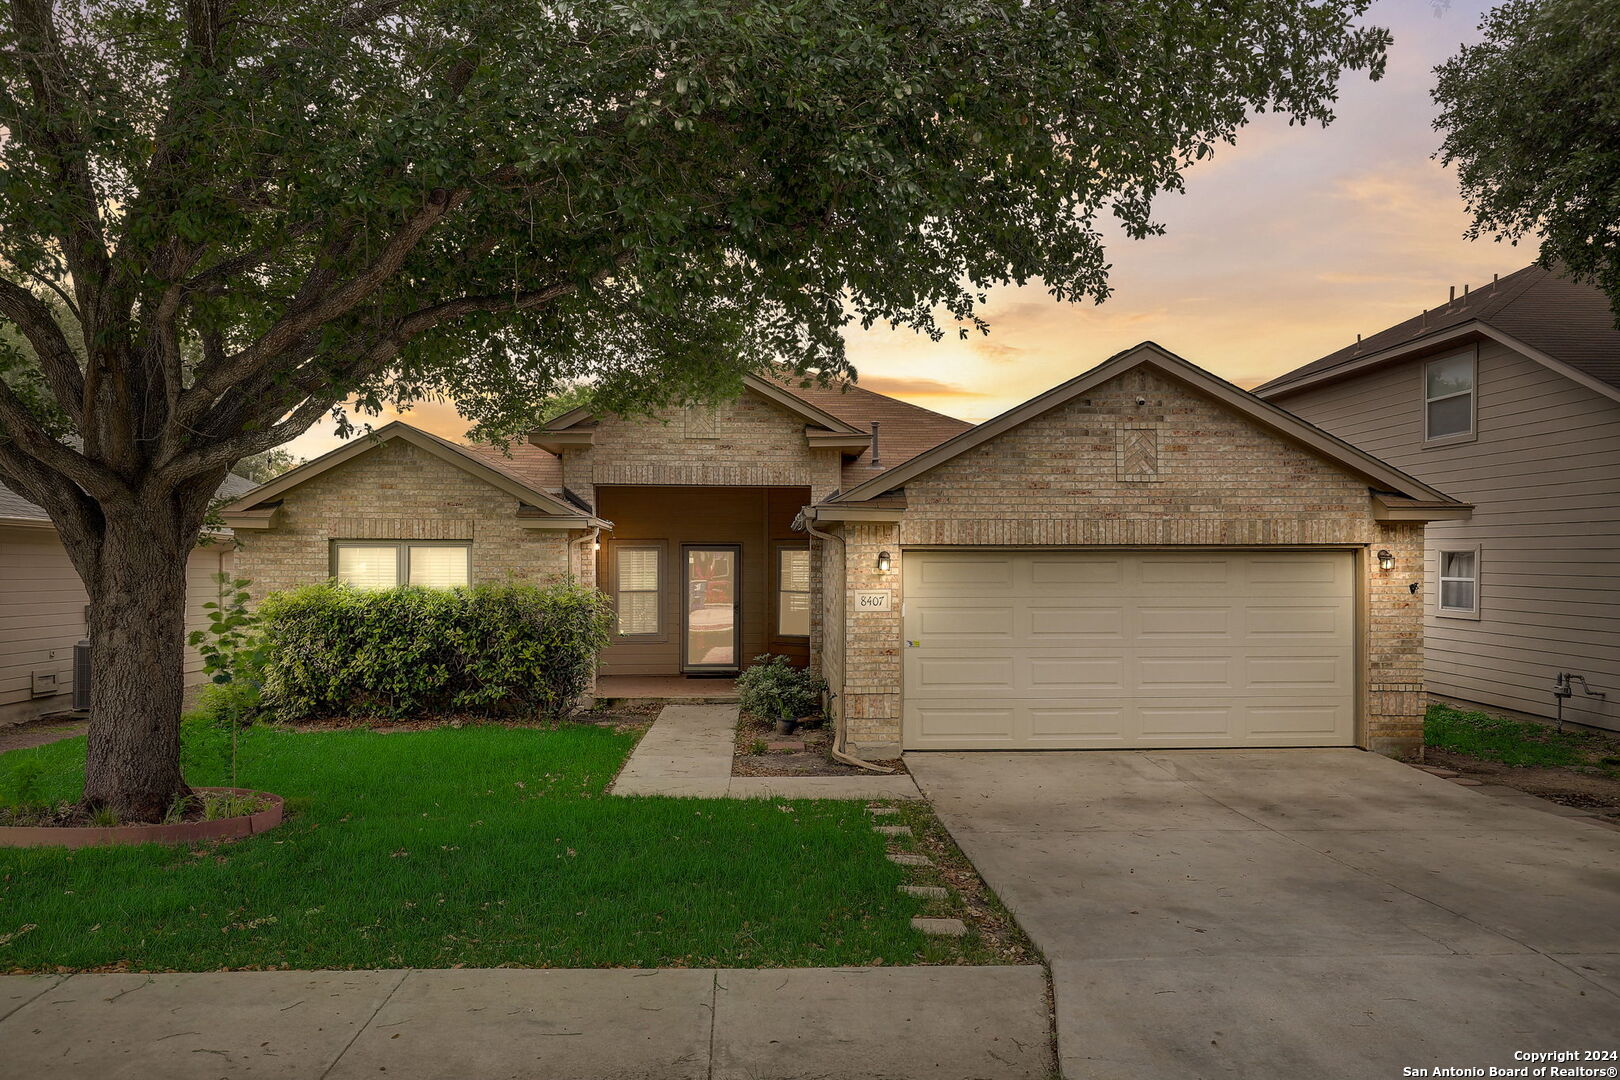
[255,581,612,722]
[736,653,827,723]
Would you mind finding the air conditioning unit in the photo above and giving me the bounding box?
[72,639,93,712]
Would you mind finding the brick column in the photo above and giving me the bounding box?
[840,521,903,757]
[1365,522,1427,756]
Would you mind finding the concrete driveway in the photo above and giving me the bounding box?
[908,749,1620,1080]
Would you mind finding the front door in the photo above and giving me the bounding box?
[682,545,741,672]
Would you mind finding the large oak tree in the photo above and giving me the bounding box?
[0,0,1389,819]
[1434,0,1620,319]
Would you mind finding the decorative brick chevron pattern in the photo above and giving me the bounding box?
[1117,426,1160,481]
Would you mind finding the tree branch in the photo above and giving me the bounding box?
[0,374,121,498]
[7,0,114,320]
[174,188,471,429]
[0,276,86,425]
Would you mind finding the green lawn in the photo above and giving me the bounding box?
[1426,701,1620,774]
[0,723,945,972]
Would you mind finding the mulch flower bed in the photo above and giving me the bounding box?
[732,710,908,777]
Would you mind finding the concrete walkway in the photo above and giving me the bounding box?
[611,703,921,799]
[909,749,1620,1080]
[0,965,1051,1080]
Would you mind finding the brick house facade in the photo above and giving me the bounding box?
[224,344,1466,758]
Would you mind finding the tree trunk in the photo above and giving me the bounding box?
[80,518,195,822]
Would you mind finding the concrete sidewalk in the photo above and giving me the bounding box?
[611,703,922,800]
[0,965,1052,1080]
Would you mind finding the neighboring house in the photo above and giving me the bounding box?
[0,475,254,727]
[225,343,1464,758]
[1256,265,1620,733]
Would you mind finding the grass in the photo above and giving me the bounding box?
[0,721,943,973]
[1425,702,1620,774]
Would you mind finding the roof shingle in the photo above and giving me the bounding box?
[1257,265,1620,396]
[763,376,973,488]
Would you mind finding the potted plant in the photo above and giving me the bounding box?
[736,654,827,735]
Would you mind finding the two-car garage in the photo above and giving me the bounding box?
[901,549,1358,749]
[810,344,1465,759]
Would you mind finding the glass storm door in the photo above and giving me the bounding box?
[682,545,740,672]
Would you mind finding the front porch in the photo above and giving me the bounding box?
[595,675,738,703]
[594,485,813,678]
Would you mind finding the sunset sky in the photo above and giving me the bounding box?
[287,0,1518,459]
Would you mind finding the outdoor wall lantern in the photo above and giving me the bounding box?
[1376,549,1395,571]
[876,551,892,573]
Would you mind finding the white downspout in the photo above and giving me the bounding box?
[801,508,894,776]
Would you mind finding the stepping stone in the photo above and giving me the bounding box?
[887,852,933,867]
[1448,777,1484,786]
[767,739,806,751]
[900,885,949,899]
[911,917,967,937]
[867,806,901,816]
[873,825,912,837]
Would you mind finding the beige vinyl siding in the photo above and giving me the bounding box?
[1,525,231,726]
[1274,339,1620,730]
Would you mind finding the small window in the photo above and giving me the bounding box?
[332,542,470,589]
[614,544,662,636]
[1425,352,1475,440]
[1437,547,1479,618]
[776,545,811,638]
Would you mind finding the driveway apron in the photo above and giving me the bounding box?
[908,748,1620,1080]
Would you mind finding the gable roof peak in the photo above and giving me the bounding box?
[220,419,596,523]
[826,342,1461,507]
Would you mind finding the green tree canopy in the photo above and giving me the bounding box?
[0,0,1388,818]
[1434,0,1620,317]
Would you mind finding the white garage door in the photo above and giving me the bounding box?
[902,550,1356,749]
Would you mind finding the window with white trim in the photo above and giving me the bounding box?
[1425,352,1475,440]
[1437,547,1479,618]
[776,545,811,638]
[614,544,662,636]
[332,542,470,589]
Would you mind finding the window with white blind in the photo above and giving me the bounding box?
[614,544,662,636]
[776,545,811,638]
[1437,546,1480,619]
[332,542,470,589]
